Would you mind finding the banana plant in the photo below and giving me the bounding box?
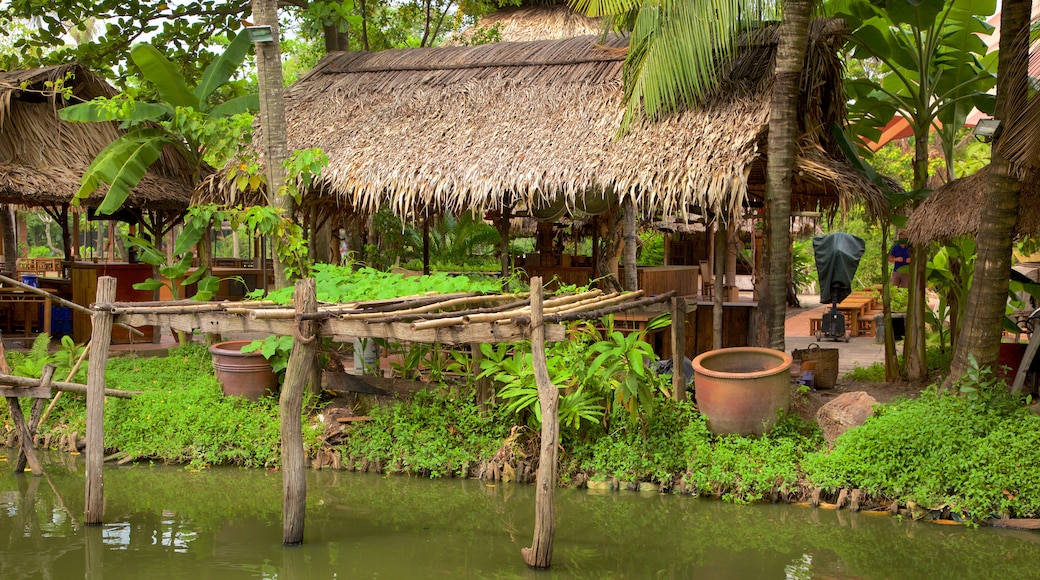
[59,31,259,215]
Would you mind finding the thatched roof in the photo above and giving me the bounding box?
[213,20,886,222]
[452,5,603,44]
[904,165,1040,244]
[0,63,195,211]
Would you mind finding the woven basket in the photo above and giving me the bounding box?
[792,343,839,389]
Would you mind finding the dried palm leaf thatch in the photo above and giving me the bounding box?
[0,63,195,210]
[209,19,884,222]
[904,165,1040,245]
[449,5,604,45]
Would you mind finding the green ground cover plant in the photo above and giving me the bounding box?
[1,343,321,469]
[341,387,509,478]
[804,364,1040,520]
[257,263,501,304]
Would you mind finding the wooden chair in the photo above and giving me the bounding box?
[699,260,714,298]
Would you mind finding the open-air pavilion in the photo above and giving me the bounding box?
[211,19,887,355]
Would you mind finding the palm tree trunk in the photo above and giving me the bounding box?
[947,0,1031,384]
[903,122,931,381]
[757,0,811,350]
[253,0,291,289]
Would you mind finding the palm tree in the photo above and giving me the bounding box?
[947,0,1032,383]
[252,0,292,289]
[759,0,811,348]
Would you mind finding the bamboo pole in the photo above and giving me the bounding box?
[671,297,687,402]
[360,298,529,324]
[521,277,559,569]
[513,291,674,325]
[85,276,116,526]
[281,278,317,545]
[0,273,143,337]
[0,374,136,399]
[111,303,225,315]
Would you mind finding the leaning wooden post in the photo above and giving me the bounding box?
[15,365,55,473]
[521,276,559,569]
[671,296,687,402]
[281,277,317,545]
[1,333,43,476]
[85,276,116,525]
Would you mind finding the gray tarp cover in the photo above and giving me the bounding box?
[813,233,866,304]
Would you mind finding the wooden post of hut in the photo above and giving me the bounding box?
[521,276,559,569]
[713,222,727,350]
[671,296,687,402]
[281,277,317,545]
[85,276,116,525]
[622,197,638,292]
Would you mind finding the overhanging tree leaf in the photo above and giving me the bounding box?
[75,129,169,214]
[209,94,260,118]
[130,44,200,110]
[194,31,253,105]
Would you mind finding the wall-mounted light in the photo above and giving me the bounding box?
[246,25,275,43]
[973,118,1003,143]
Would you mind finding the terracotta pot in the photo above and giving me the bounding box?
[209,340,278,400]
[692,347,792,436]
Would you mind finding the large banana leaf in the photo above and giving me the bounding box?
[60,100,172,124]
[208,94,259,118]
[130,44,200,110]
[195,31,253,106]
[76,129,168,215]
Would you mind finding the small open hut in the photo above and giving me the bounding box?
[0,64,195,264]
[904,165,1040,245]
[451,3,603,44]
[212,19,884,236]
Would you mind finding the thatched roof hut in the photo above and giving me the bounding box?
[214,20,885,223]
[0,63,195,212]
[904,165,1040,244]
[452,4,603,44]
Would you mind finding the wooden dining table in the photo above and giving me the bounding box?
[0,287,53,339]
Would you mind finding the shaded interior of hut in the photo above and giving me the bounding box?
[0,206,277,345]
[510,200,773,360]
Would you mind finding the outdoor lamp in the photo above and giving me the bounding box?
[246,25,275,43]
[973,118,1003,143]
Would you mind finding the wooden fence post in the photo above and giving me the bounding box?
[85,276,116,525]
[671,297,687,402]
[521,276,559,569]
[281,277,317,545]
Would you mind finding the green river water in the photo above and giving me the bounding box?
[2,450,1039,579]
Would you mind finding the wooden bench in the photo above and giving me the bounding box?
[810,311,854,337]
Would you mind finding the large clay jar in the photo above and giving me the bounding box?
[693,347,792,436]
[209,340,278,400]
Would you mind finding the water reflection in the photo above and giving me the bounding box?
[2,449,1040,579]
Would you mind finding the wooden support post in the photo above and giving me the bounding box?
[671,297,687,402]
[281,278,317,545]
[15,365,54,473]
[471,342,491,413]
[622,196,638,292]
[85,276,116,525]
[713,222,726,350]
[521,276,559,569]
